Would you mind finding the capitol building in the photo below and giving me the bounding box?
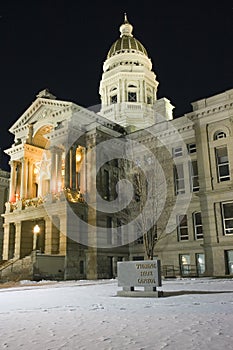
[1,15,233,281]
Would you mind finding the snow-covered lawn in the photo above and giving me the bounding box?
[0,278,233,350]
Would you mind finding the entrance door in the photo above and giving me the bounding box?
[226,250,233,274]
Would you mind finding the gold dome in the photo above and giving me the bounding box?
[107,14,148,59]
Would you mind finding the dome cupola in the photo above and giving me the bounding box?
[107,14,148,58]
[99,14,163,130]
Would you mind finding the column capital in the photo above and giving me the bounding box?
[9,160,16,167]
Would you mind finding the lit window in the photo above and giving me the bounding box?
[225,250,233,274]
[216,147,230,182]
[177,215,189,241]
[196,253,205,275]
[193,212,203,239]
[174,164,185,195]
[173,146,183,158]
[189,160,199,192]
[110,95,117,104]
[179,254,190,275]
[222,202,233,235]
[214,131,226,140]
[187,143,196,154]
[128,92,137,102]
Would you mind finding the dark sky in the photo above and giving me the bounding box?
[0,0,233,170]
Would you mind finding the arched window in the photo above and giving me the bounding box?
[146,87,153,104]
[110,86,118,104]
[214,131,226,140]
[110,95,117,104]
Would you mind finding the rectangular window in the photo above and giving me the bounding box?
[135,236,143,244]
[189,160,199,192]
[103,169,110,199]
[76,172,81,189]
[179,254,191,276]
[106,216,112,245]
[79,260,85,275]
[174,164,185,195]
[116,219,122,246]
[216,147,230,182]
[147,96,152,104]
[225,250,233,274]
[177,215,189,241]
[187,143,196,154]
[132,256,144,261]
[128,92,137,102]
[196,253,205,275]
[110,95,117,104]
[193,212,203,239]
[173,146,183,158]
[222,202,233,234]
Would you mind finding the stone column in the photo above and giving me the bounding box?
[140,80,144,103]
[2,223,10,260]
[86,142,98,279]
[104,87,108,106]
[143,80,146,103]
[153,86,156,102]
[195,121,212,192]
[8,161,17,202]
[71,146,77,190]
[200,195,218,276]
[14,222,22,259]
[27,160,33,198]
[59,214,67,255]
[57,149,63,192]
[64,147,70,188]
[50,147,57,193]
[80,148,86,194]
[124,79,127,102]
[20,159,27,199]
[44,216,53,254]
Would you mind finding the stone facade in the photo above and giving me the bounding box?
[127,89,233,277]
[0,169,9,260]
[1,16,233,280]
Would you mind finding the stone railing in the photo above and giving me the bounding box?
[5,189,85,213]
[5,197,45,212]
[63,187,85,203]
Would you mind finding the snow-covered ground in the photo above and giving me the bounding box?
[0,278,233,350]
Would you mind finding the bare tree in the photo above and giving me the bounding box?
[127,140,174,260]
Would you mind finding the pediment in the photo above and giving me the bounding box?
[9,97,72,134]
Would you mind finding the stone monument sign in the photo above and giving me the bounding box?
[117,260,162,297]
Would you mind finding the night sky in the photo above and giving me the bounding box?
[0,0,232,170]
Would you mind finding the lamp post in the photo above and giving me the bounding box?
[33,224,40,251]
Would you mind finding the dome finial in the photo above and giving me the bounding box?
[120,13,133,37]
[124,13,128,23]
